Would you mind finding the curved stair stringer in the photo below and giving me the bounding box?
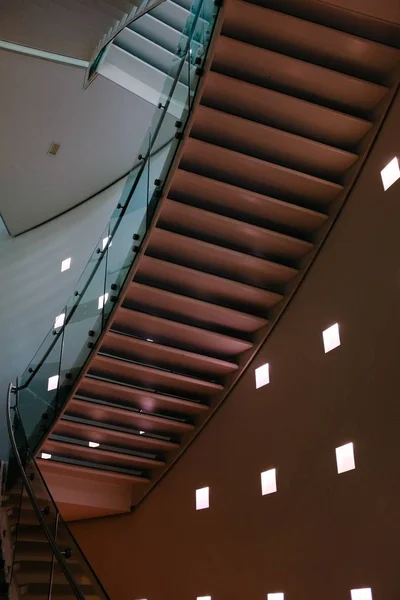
[36,0,400,515]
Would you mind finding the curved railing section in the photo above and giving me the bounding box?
[12,0,220,454]
[6,383,111,599]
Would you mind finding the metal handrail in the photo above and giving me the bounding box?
[6,383,104,600]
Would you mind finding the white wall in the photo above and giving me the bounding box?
[0,177,127,459]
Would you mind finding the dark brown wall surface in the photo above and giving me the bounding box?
[71,89,400,600]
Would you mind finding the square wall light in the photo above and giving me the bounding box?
[351,589,373,600]
[336,442,355,474]
[322,323,340,353]
[255,363,270,389]
[261,468,277,496]
[98,293,109,310]
[196,486,209,510]
[61,257,71,272]
[47,375,59,391]
[381,157,399,191]
[54,313,65,329]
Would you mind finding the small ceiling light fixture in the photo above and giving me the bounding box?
[267,594,284,600]
[88,441,100,448]
[47,141,61,156]
[381,157,399,191]
[336,442,355,474]
[196,486,209,510]
[47,375,59,391]
[139,430,145,435]
[41,453,52,460]
[261,468,277,496]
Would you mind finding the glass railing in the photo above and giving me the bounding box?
[14,0,220,454]
[6,383,111,600]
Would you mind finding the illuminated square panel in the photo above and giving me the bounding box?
[196,487,209,510]
[47,375,59,391]
[255,363,270,389]
[336,442,355,474]
[61,257,71,272]
[323,323,340,353]
[351,588,373,600]
[381,157,399,191]
[261,468,277,496]
[267,594,284,600]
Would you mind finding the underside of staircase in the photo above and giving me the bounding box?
[0,0,146,61]
[37,0,399,521]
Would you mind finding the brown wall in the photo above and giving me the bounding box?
[71,89,400,600]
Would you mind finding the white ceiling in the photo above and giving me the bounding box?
[0,49,157,235]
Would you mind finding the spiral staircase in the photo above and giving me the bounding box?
[1,0,399,597]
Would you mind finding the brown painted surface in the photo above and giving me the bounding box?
[70,86,400,599]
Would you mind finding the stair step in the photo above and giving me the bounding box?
[124,281,267,335]
[181,138,342,211]
[158,198,313,262]
[147,228,298,288]
[89,352,222,398]
[169,168,328,235]
[191,105,358,181]
[66,392,196,433]
[136,255,282,314]
[223,0,399,83]
[52,414,180,454]
[100,330,238,379]
[202,71,373,150]
[213,35,388,116]
[43,436,165,471]
[77,375,212,416]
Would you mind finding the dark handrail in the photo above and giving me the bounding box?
[6,383,89,600]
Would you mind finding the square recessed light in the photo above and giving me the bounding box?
[381,157,399,191]
[261,468,277,496]
[88,441,100,448]
[255,363,270,389]
[322,323,340,353]
[54,313,65,329]
[196,486,209,510]
[197,597,211,600]
[41,453,52,460]
[61,257,71,272]
[351,589,373,600]
[47,375,59,391]
[336,442,355,474]
[98,293,109,310]
[267,594,284,600]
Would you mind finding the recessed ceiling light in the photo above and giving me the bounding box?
[41,453,52,460]
[322,323,340,353]
[88,441,100,448]
[267,594,284,600]
[61,257,71,272]
[381,157,399,191]
[48,141,60,156]
[146,338,154,343]
[197,597,211,600]
[139,430,145,435]
[102,236,112,250]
